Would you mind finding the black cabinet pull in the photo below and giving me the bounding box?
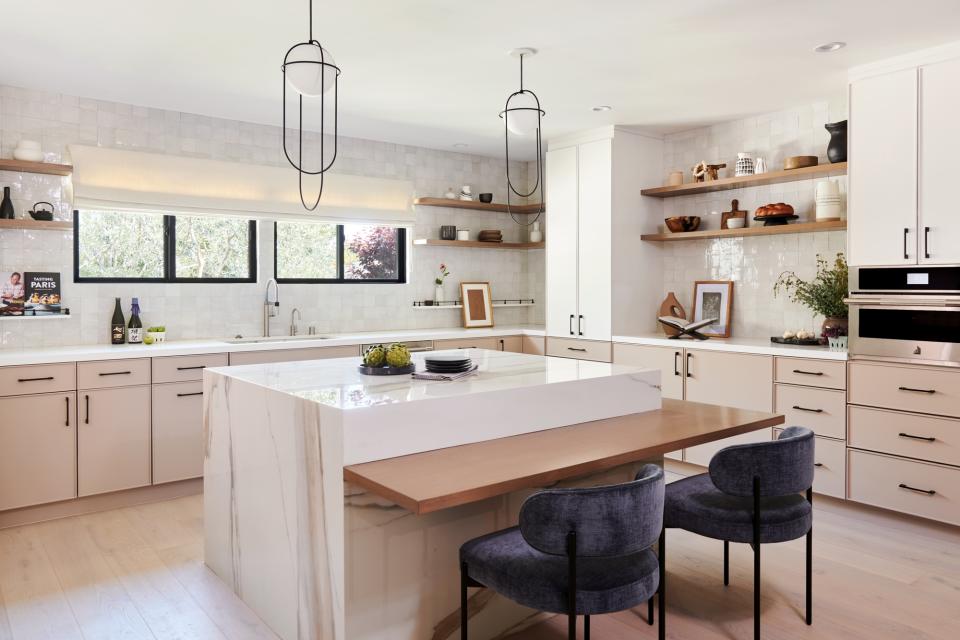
[898,386,936,394]
[792,369,824,376]
[499,339,505,351]
[84,394,90,424]
[176,365,206,371]
[65,396,70,427]
[898,432,936,442]
[569,314,574,336]
[674,351,681,377]
[98,370,132,377]
[898,483,936,496]
[686,352,693,378]
[792,405,824,413]
[814,462,824,468]
[578,314,584,336]
[177,392,204,398]
[924,226,931,259]
[17,376,54,382]
[903,227,909,260]
[567,347,587,352]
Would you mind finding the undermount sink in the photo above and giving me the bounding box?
[225,335,333,344]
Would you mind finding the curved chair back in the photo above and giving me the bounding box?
[709,426,815,497]
[518,464,664,557]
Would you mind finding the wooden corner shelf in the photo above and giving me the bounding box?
[0,219,72,231]
[0,159,73,177]
[641,162,847,198]
[414,197,542,214]
[413,238,544,250]
[640,219,846,242]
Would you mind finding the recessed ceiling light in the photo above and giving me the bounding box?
[814,41,846,53]
[592,105,613,112]
[452,143,469,149]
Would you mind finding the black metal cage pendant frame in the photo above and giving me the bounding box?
[499,50,545,225]
[281,0,341,211]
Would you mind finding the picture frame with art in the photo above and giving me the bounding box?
[692,280,734,338]
[460,282,493,328]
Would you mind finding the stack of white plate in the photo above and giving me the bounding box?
[815,179,843,221]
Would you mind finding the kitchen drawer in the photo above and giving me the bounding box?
[77,358,151,389]
[433,337,500,351]
[774,384,846,440]
[849,405,960,467]
[152,353,228,384]
[775,428,846,499]
[229,345,359,366]
[545,337,612,362]
[152,381,204,484]
[849,361,960,418]
[775,357,846,390]
[848,449,960,526]
[0,362,75,397]
[521,335,546,356]
[497,336,523,353]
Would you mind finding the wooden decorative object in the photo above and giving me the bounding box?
[721,198,748,230]
[460,282,493,328]
[705,163,726,181]
[658,292,686,336]
[692,281,734,338]
[784,155,818,170]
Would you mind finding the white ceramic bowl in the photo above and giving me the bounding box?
[726,218,745,229]
[13,149,43,162]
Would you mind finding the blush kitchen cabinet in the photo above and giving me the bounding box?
[152,381,204,484]
[521,335,546,355]
[919,57,960,264]
[78,385,152,497]
[433,336,500,351]
[612,343,684,400]
[0,392,77,511]
[228,344,359,366]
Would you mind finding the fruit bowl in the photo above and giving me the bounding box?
[664,216,701,233]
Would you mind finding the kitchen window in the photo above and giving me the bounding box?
[274,221,406,283]
[73,210,257,283]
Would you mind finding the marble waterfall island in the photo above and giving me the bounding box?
[203,349,781,639]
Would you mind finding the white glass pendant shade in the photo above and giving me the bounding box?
[506,91,541,136]
[286,43,337,97]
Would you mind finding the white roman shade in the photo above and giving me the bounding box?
[67,145,414,225]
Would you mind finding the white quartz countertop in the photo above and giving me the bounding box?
[613,333,848,360]
[0,325,545,367]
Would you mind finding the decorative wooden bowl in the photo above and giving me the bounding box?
[664,216,701,233]
[784,155,818,170]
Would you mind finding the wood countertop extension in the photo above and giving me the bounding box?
[343,399,784,514]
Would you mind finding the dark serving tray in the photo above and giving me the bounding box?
[770,336,822,346]
[357,363,416,376]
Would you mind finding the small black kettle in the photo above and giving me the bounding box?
[28,201,55,221]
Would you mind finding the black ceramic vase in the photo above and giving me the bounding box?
[825,120,847,163]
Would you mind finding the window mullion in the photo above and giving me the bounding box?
[337,225,345,282]
[164,215,176,282]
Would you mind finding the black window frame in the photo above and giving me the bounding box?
[73,209,258,284]
[273,221,407,284]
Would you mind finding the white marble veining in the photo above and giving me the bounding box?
[614,333,848,360]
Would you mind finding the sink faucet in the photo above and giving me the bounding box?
[264,278,279,337]
[290,308,302,336]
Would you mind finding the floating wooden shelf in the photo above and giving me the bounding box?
[641,219,846,242]
[0,159,73,177]
[414,239,544,250]
[640,162,847,198]
[413,302,536,310]
[414,197,542,214]
[0,219,72,231]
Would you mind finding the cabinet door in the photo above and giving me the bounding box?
[576,138,612,341]
[0,392,76,510]
[612,343,683,400]
[521,335,546,355]
[684,351,774,466]
[79,386,151,496]
[496,336,523,353]
[919,58,960,264]
[153,381,204,484]
[848,69,918,266]
[545,145,579,338]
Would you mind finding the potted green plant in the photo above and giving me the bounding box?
[774,253,849,343]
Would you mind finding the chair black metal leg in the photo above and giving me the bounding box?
[658,528,666,640]
[753,477,761,640]
[584,614,590,640]
[723,540,730,586]
[648,596,654,625]
[460,561,468,640]
[567,532,577,640]
[806,487,813,626]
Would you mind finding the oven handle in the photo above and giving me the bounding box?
[845,298,960,308]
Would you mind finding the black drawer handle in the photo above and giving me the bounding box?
[792,405,824,413]
[17,376,54,382]
[567,347,587,352]
[814,462,824,468]
[792,369,824,376]
[898,432,936,442]
[99,370,132,377]
[65,396,70,427]
[177,391,203,398]
[176,365,206,371]
[898,386,936,394]
[898,483,936,496]
[84,394,90,424]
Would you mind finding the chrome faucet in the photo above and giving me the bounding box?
[290,308,302,336]
[263,278,279,337]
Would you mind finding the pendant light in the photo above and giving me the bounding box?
[282,0,340,210]
[499,48,545,224]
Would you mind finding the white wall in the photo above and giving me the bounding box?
[0,84,544,348]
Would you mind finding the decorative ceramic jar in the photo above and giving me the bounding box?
[667,170,684,186]
[754,157,767,174]
[13,140,43,162]
[825,120,848,163]
[529,221,543,243]
[735,152,754,177]
[434,284,444,303]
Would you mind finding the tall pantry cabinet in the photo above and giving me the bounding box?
[544,127,664,354]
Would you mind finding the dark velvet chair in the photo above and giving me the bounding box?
[459,464,666,640]
[664,426,815,640]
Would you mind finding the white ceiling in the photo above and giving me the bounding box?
[4,0,960,158]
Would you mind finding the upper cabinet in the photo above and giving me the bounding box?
[849,53,960,266]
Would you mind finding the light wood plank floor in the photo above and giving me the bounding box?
[0,493,958,639]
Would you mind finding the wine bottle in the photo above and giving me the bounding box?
[111,298,125,344]
[127,297,143,344]
[0,186,14,220]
